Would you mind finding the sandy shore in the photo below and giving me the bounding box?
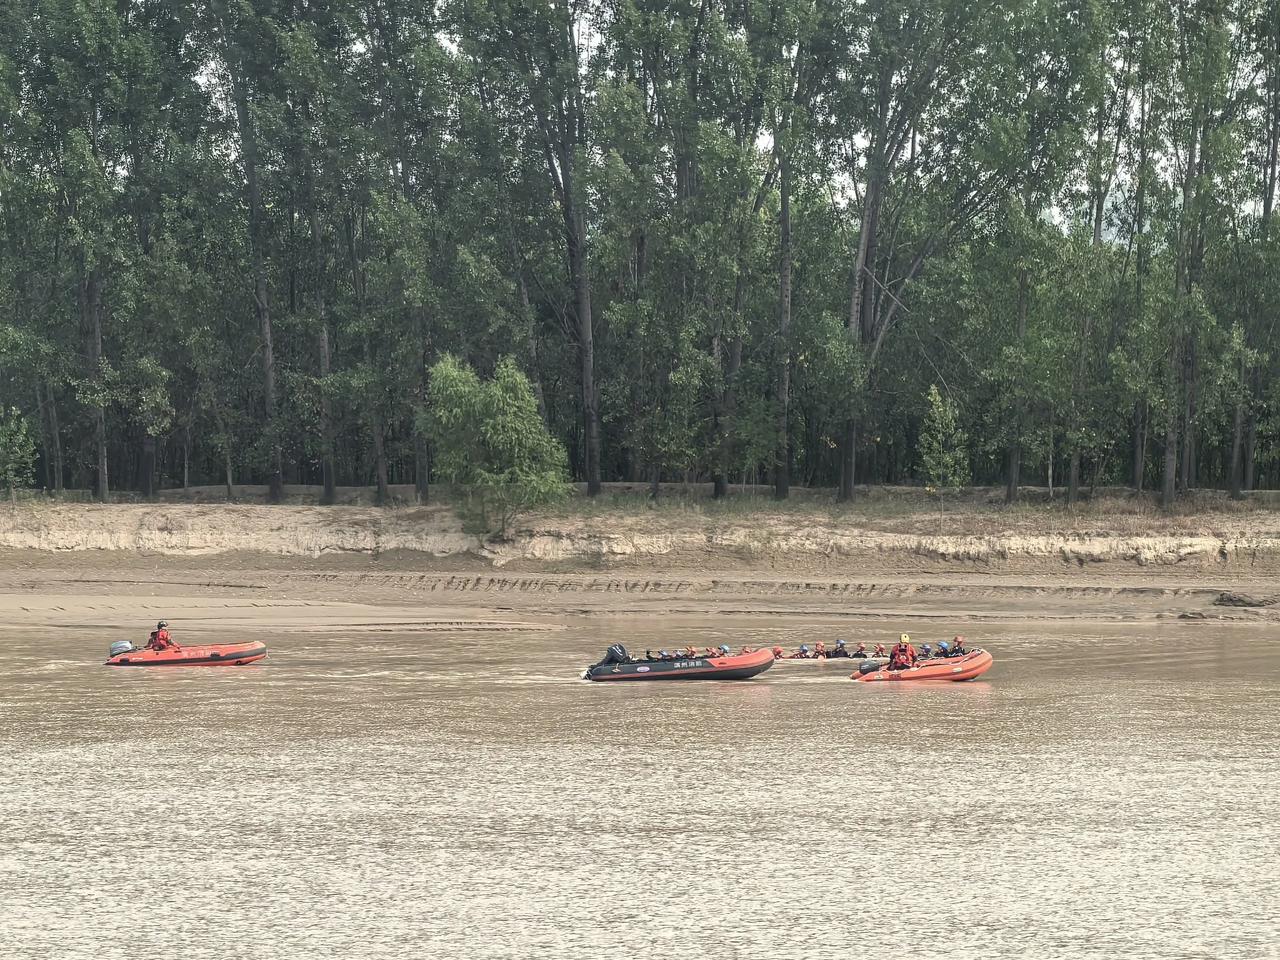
[2,499,1278,634]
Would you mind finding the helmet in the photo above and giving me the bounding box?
[719,644,730,653]
[900,633,910,643]
[938,641,950,651]
[856,642,866,649]
[801,644,809,652]
[157,620,168,629]
[660,650,669,657]
[836,639,846,647]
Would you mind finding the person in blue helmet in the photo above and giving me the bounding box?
[789,644,811,659]
[920,642,933,659]
[936,640,951,658]
[829,639,851,659]
[717,644,731,658]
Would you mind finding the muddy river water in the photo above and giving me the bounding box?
[2,617,1278,959]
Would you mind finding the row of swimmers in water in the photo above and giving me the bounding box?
[639,635,970,664]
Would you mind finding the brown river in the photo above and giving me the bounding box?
[2,617,1278,959]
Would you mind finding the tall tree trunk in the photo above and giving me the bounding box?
[139,435,156,498]
[80,266,108,502]
[233,78,283,503]
[38,381,63,493]
[415,435,430,504]
[841,172,883,503]
[372,403,389,505]
[363,334,389,506]
[214,408,234,501]
[713,326,743,500]
[1132,404,1146,492]
[515,266,547,421]
[1180,343,1196,491]
[1244,403,1257,492]
[1005,267,1030,504]
[774,148,792,500]
[1263,33,1279,239]
[307,184,337,507]
[318,325,336,505]
[1067,451,1081,506]
[1164,98,1201,509]
[1161,380,1178,510]
[840,420,857,501]
[566,199,600,496]
[1229,394,1244,499]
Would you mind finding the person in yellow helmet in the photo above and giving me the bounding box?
[888,633,917,670]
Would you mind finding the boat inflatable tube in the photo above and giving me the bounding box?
[584,645,775,682]
[852,649,993,682]
[106,641,268,667]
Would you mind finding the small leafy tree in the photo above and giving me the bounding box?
[422,356,568,536]
[919,385,970,511]
[0,408,37,502]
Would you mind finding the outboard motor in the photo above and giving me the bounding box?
[858,659,882,675]
[584,643,630,678]
[108,640,135,658]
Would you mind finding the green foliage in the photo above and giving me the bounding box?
[0,408,36,498]
[422,356,568,535]
[0,0,1277,505]
[919,386,970,507]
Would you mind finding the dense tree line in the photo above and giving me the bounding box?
[1,0,1278,507]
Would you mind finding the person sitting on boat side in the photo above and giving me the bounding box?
[788,644,812,659]
[146,620,179,652]
[772,645,785,659]
[814,640,828,658]
[872,643,888,658]
[850,642,868,659]
[935,641,950,659]
[888,634,917,671]
[739,645,754,655]
[684,645,699,660]
[828,639,850,658]
[950,635,968,656]
[714,644,731,658]
[920,643,933,660]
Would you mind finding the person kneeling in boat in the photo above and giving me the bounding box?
[146,620,179,652]
[888,634,917,671]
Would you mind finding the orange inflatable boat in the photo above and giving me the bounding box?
[853,649,993,682]
[105,641,268,667]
